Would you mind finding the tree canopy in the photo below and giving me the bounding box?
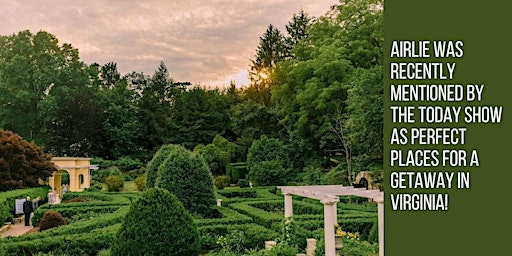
[0,0,383,185]
[0,129,56,191]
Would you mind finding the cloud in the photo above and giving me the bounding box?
[0,0,338,86]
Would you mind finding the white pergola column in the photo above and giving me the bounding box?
[333,202,338,225]
[284,193,293,219]
[378,201,384,256]
[323,201,336,256]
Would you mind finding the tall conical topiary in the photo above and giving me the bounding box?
[145,144,182,188]
[155,145,215,217]
[111,187,199,256]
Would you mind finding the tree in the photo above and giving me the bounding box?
[0,30,88,144]
[193,135,237,176]
[168,87,230,149]
[145,144,183,188]
[0,129,56,191]
[96,63,145,160]
[284,10,313,59]
[155,145,215,217]
[111,187,200,256]
[230,99,280,157]
[247,24,286,106]
[344,66,383,165]
[271,0,383,170]
[137,62,185,152]
[246,136,291,186]
[47,86,109,157]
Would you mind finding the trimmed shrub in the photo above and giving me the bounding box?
[111,187,200,256]
[214,175,231,189]
[133,174,146,191]
[104,175,124,192]
[145,144,182,188]
[155,145,216,216]
[39,210,67,231]
[247,136,291,186]
[249,159,287,186]
[226,162,247,183]
[94,166,122,183]
[237,179,250,188]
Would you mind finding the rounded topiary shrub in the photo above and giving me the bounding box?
[145,144,182,188]
[133,173,146,191]
[111,187,199,256]
[214,175,231,189]
[38,210,67,231]
[104,175,124,192]
[247,135,291,186]
[249,159,287,186]
[154,145,216,217]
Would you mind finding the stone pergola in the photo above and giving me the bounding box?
[277,185,384,256]
[49,157,99,197]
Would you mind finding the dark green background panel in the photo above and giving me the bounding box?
[385,1,512,255]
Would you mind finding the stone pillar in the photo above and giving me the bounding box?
[306,238,317,256]
[216,199,222,206]
[284,193,293,218]
[378,201,384,256]
[323,201,336,256]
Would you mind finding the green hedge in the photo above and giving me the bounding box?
[2,225,117,256]
[215,187,281,205]
[194,206,252,227]
[228,201,283,228]
[197,223,276,251]
[4,207,128,243]
[0,186,51,223]
[299,218,378,241]
[32,205,120,227]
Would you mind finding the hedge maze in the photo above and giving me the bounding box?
[0,187,378,255]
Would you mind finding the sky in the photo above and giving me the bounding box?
[0,0,339,87]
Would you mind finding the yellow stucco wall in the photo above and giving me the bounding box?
[49,157,94,197]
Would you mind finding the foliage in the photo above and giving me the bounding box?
[368,221,379,244]
[247,136,291,186]
[297,166,327,185]
[214,175,231,189]
[93,166,122,183]
[104,175,124,192]
[237,179,250,188]
[325,165,350,185]
[47,85,109,157]
[168,87,231,149]
[145,144,182,188]
[0,129,56,191]
[271,0,383,171]
[111,187,200,256]
[230,100,280,156]
[0,30,88,144]
[135,62,186,154]
[226,162,248,183]
[133,174,146,191]
[249,159,287,187]
[194,135,237,176]
[154,145,216,216]
[113,157,144,173]
[38,210,68,231]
